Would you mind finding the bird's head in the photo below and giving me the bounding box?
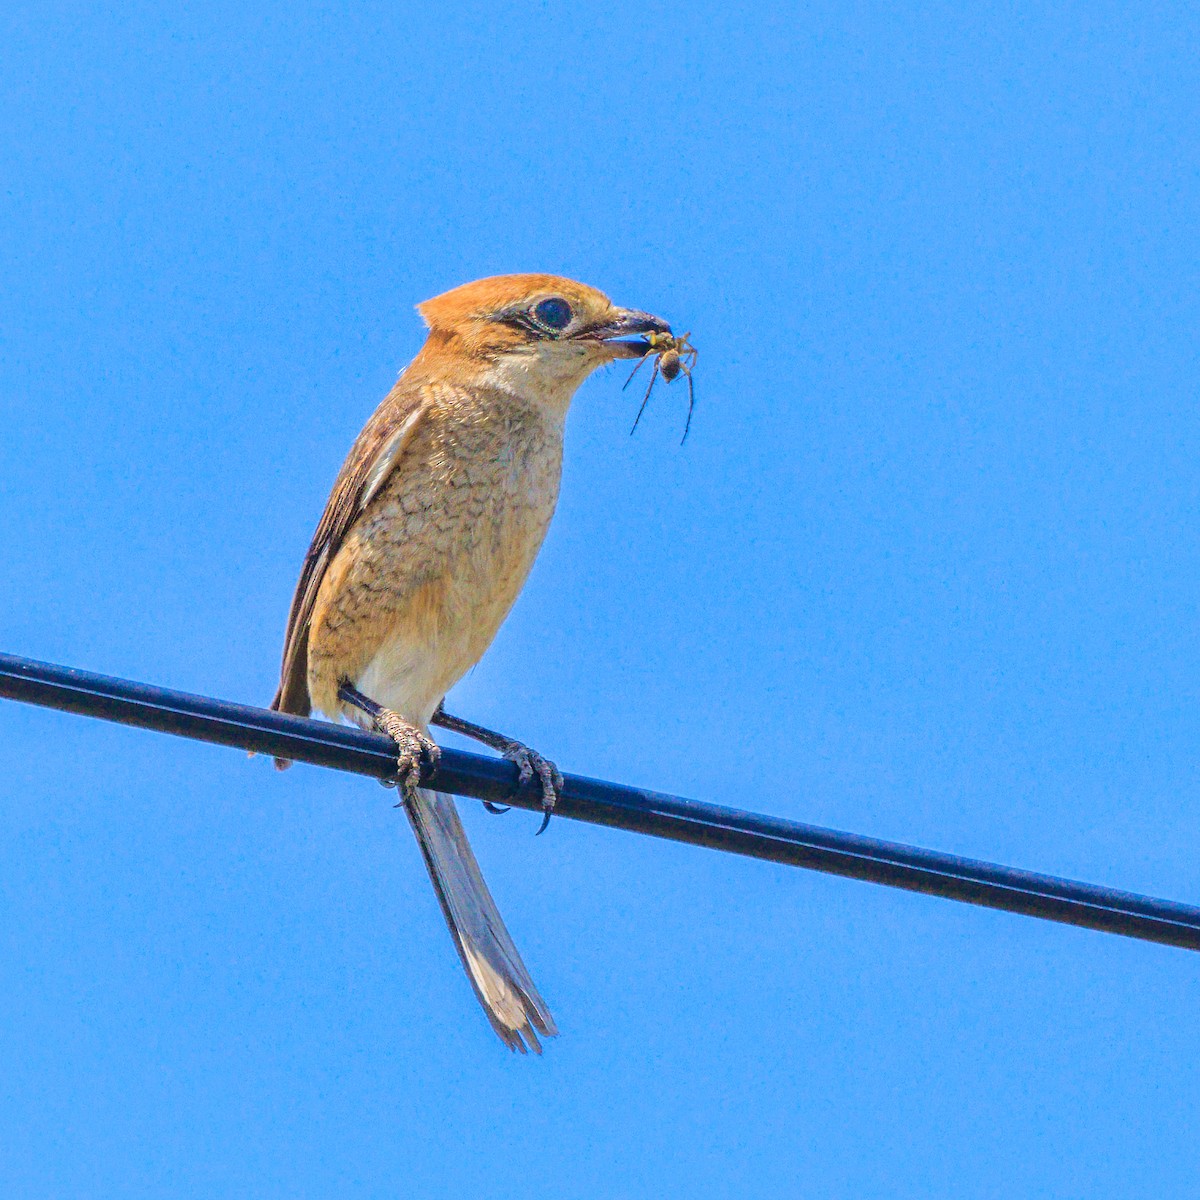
[414,273,671,412]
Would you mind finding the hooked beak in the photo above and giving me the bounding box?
[583,307,673,358]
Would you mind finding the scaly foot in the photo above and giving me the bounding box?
[338,680,440,801]
[375,708,441,801]
[499,739,564,835]
[430,702,564,834]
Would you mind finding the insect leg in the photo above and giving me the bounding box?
[629,356,662,435]
[680,368,696,444]
[622,351,653,391]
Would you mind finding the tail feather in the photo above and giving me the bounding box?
[405,788,558,1053]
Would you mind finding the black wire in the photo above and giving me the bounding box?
[1,650,1198,952]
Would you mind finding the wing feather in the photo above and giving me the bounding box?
[271,381,430,718]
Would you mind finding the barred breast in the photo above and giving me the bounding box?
[305,383,564,727]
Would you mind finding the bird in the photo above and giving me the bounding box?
[271,274,672,1052]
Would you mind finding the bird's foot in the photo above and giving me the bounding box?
[500,740,564,835]
[374,709,441,802]
[427,703,563,832]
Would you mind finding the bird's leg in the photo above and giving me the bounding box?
[338,680,440,802]
[431,702,564,834]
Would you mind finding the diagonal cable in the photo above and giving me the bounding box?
[1,650,1198,952]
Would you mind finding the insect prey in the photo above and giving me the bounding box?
[623,330,698,444]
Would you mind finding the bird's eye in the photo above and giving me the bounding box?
[532,297,573,332]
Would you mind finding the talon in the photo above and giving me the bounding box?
[371,708,441,802]
[483,800,512,815]
[506,744,560,835]
[428,700,567,836]
[534,765,557,836]
[496,740,562,835]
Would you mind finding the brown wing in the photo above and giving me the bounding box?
[271,379,430,718]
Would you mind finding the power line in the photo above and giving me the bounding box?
[1,650,1198,952]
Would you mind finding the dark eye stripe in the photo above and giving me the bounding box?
[532,297,572,332]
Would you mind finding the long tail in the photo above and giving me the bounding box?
[405,788,558,1053]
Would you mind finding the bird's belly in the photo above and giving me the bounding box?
[309,419,562,728]
[356,519,548,726]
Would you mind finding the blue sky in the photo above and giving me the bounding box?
[2,2,1199,1195]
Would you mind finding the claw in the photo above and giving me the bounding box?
[372,709,440,802]
[533,761,559,836]
[338,682,442,804]
[500,742,561,835]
